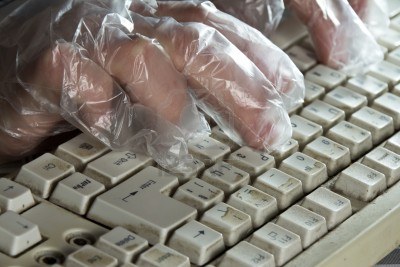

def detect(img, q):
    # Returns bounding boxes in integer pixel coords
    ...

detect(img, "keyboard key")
[290,115,323,149]
[389,0,400,18]
[167,220,225,265]
[300,36,314,51]
[377,28,400,50]
[346,74,388,103]
[326,121,373,160]
[87,166,196,244]
[55,133,110,171]
[276,205,327,248]
[120,264,138,267]
[83,151,153,188]
[286,45,317,72]
[300,100,345,132]
[288,102,302,116]
[391,14,400,31]
[303,136,351,177]
[49,172,105,215]
[0,178,35,213]
[95,226,148,263]
[334,162,387,202]
[383,131,400,154]
[323,86,367,117]
[188,136,231,166]
[279,152,328,193]
[136,243,190,267]
[65,244,118,267]
[368,60,400,86]
[15,153,75,198]
[393,82,400,96]
[219,241,275,267]
[0,211,42,256]
[304,80,325,105]
[305,65,346,90]
[173,178,224,213]
[380,44,389,56]
[270,138,299,166]
[254,168,303,210]
[387,47,400,66]
[163,157,205,184]
[301,187,352,230]
[361,147,400,186]
[371,92,400,129]
[200,202,252,246]
[349,106,395,145]
[202,161,250,194]
[250,222,302,266]
[227,185,278,228]
[269,14,307,49]
[210,126,240,151]
[228,146,275,178]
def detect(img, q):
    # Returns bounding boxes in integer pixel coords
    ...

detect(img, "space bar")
[285,181,400,267]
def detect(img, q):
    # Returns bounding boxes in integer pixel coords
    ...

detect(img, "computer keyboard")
[2,2,400,267]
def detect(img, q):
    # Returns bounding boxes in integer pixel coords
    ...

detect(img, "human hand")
[348,0,390,37]
[214,0,386,75]
[287,0,385,75]
[0,0,303,168]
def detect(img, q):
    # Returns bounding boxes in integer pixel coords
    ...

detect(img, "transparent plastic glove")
[287,0,384,75]
[0,0,207,168]
[0,0,294,169]
[349,0,390,37]
[129,2,295,151]
[147,0,305,112]
[211,0,285,37]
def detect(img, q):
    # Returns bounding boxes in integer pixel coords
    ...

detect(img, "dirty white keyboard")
[2,3,400,267]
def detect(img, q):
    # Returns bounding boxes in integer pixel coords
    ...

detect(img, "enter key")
[87,166,197,245]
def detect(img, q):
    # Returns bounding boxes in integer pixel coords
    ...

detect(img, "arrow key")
[168,220,225,265]
[0,211,42,256]
[0,178,35,213]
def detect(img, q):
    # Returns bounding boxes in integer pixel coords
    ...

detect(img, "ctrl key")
[0,211,42,256]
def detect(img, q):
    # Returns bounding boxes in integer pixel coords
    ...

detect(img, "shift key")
[87,166,197,244]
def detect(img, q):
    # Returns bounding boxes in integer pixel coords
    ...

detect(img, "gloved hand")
[211,0,285,36]
[349,0,390,37]
[214,0,386,75]
[0,0,303,168]
[287,0,385,75]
